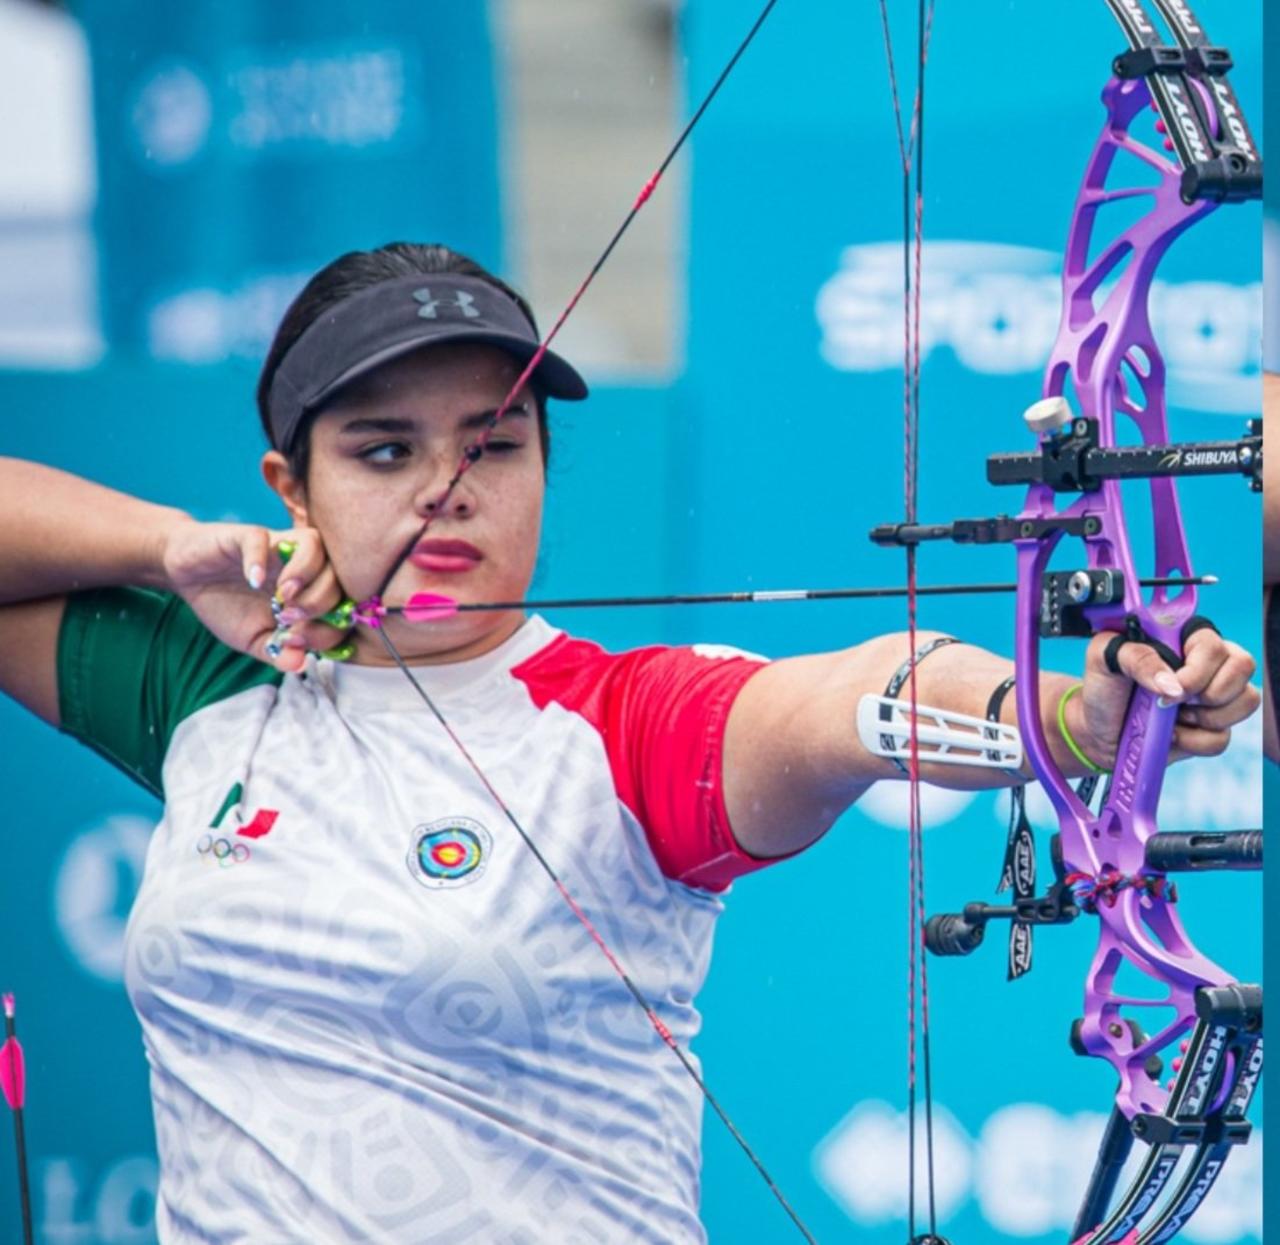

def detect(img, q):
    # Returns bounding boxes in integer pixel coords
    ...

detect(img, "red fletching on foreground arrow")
[1,995,25,1111]
[402,593,461,622]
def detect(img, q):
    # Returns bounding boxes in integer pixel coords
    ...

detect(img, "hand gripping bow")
[872,2,1262,1241]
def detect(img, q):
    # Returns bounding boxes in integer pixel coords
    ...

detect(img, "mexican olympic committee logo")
[406,817,493,889]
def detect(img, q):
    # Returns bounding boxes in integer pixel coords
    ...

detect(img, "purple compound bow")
[874,2,1262,1241]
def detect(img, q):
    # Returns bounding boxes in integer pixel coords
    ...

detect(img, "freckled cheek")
[309,465,404,524]
[508,480,544,534]
[487,480,543,576]
[304,478,402,585]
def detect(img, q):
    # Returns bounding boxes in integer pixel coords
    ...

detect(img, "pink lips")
[409,539,483,575]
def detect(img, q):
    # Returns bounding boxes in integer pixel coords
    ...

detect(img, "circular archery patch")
[406,818,492,889]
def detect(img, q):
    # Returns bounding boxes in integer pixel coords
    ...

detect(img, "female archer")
[0,242,1258,1243]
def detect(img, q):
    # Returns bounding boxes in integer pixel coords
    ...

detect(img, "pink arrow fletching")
[0,1036,24,1111]
[403,593,461,622]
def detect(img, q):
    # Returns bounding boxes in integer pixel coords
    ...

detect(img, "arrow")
[1,994,33,1245]
[387,574,1218,622]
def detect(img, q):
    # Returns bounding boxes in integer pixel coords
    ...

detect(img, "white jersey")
[60,589,776,1243]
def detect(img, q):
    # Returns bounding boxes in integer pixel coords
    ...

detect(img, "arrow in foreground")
[0,994,32,1245]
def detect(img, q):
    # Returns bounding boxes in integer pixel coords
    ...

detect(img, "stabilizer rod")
[1145,831,1262,872]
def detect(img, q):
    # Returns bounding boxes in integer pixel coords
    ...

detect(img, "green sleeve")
[57,587,283,798]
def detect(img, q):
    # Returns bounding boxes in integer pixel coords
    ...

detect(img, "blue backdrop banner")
[76,0,503,362]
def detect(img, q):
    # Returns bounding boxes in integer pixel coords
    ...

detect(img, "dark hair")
[256,242,550,480]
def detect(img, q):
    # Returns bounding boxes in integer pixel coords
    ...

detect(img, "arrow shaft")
[10,1107,30,1245]
[388,574,1213,615]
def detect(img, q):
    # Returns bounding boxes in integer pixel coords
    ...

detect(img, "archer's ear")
[261,451,309,526]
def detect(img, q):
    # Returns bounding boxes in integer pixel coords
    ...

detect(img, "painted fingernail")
[277,607,307,626]
[247,565,265,591]
[278,579,299,604]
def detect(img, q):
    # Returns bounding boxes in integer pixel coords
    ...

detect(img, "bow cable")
[878,1,945,1241]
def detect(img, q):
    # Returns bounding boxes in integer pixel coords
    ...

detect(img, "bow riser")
[1084,911,1228,1095]
[1016,68,1246,1134]
[1045,79,1212,629]
[1015,74,1215,835]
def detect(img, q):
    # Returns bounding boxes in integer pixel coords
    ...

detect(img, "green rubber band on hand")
[1057,683,1108,775]
[272,541,298,609]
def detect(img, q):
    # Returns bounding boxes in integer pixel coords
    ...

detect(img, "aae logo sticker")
[407,817,492,889]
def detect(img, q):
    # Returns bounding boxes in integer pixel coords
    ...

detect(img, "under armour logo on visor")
[413,288,480,320]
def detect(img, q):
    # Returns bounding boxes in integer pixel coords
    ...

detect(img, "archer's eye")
[357,441,411,465]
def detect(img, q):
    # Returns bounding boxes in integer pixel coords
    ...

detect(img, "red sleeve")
[512,634,789,891]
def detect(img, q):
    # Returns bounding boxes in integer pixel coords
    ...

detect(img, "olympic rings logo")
[196,833,251,868]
